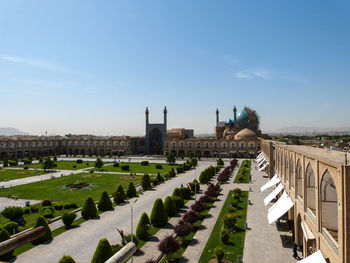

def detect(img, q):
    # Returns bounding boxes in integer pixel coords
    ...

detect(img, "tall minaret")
[216,108,219,124]
[233,106,237,123]
[145,107,149,126]
[163,106,167,129]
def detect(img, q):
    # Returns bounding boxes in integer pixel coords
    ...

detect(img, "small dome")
[234,128,257,140]
[236,109,249,124]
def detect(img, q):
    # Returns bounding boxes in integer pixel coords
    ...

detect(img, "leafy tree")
[95,156,104,169]
[81,197,97,219]
[91,238,113,263]
[2,158,8,167]
[173,220,193,237]
[97,191,113,211]
[1,206,24,223]
[158,235,180,257]
[126,182,137,198]
[166,152,176,165]
[150,199,168,227]
[42,157,55,171]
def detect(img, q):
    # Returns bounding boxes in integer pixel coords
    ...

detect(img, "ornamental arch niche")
[306,163,316,214]
[320,170,338,242]
[296,159,303,198]
[290,156,295,188]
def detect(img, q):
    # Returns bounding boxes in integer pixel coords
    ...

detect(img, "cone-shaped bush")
[126,182,137,198]
[136,212,150,241]
[59,255,76,263]
[141,174,152,191]
[172,188,182,198]
[32,216,52,244]
[81,197,97,220]
[117,185,126,200]
[113,185,126,205]
[164,196,177,217]
[0,228,13,260]
[172,196,184,211]
[97,191,112,211]
[91,238,113,263]
[150,198,168,227]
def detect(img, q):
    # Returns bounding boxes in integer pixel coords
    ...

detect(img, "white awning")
[256,152,263,158]
[261,174,280,192]
[258,157,266,164]
[256,154,264,161]
[301,221,315,241]
[267,194,293,224]
[258,159,266,167]
[264,183,284,206]
[297,250,326,263]
[259,163,268,171]
[268,191,288,212]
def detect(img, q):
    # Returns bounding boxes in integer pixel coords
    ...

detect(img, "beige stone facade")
[261,139,350,263]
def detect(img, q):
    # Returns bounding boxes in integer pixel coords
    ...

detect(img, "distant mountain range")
[265,126,350,135]
[0,127,29,136]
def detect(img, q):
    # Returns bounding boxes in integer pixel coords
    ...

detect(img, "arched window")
[321,171,338,241]
[285,154,289,183]
[172,142,176,148]
[196,142,201,148]
[296,160,303,198]
[290,157,295,188]
[306,163,316,214]
[231,143,236,149]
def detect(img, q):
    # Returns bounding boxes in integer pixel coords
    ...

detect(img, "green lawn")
[0,172,142,207]
[96,162,178,174]
[0,169,47,182]
[199,191,249,263]
[234,160,251,183]
[20,160,98,170]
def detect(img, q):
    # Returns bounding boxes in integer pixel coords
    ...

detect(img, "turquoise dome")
[236,109,249,124]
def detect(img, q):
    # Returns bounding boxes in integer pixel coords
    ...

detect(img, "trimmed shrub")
[189,179,200,192]
[191,201,208,212]
[199,195,212,203]
[199,172,209,184]
[150,199,168,227]
[81,197,97,219]
[155,164,162,169]
[156,173,164,182]
[43,206,54,213]
[121,164,130,171]
[113,162,119,167]
[32,216,52,243]
[180,187,192,200]
[62,212,77,229]
[95,157,104,169]
[164,196,177,217]
[140,161,149,166]
[111,244,123,254]
[172,196,184,211]
[123,234,139,246]
[158,234,180,256]
[172,188,182,198]
[2,206,24,223]
[182,210,200,224]
[176,166,184,174]
[98,191,113,211]
[231,198,239,208]
[220,228,229,244]
[30,206,39,213]
[63,203,77,209]
[23,207,31,214]
[42,200,52,207]
[214,247,225,263]
[3,221,18,234]
[113,185,126,204]
[205,184,218,197]
[228,207,236,213]
[126,182,137,198]
[54,204,63,210]
[217,157,224,166]
[0,228,13,260]
[136,212,150,241]
[173,220,193,237]
[58,255,76,263]
[76,159,83,164]
[233,188,242,197]
[42,210,54,219]
[169,168,176,178]
[223,214,237,233]
[91,238,113,263]
[141,174,152,191]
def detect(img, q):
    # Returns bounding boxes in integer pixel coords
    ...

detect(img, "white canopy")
[297,250,326,263]
[258,159,266,167]
[256,154,264,161]
[259,163,268,171]
[264,183,284,206]
[261,174,280,192]
[256,152,263,158]
[268,191,288,212]
[258,157,266,165]
[301,221,315,241]
[267,195,293,224]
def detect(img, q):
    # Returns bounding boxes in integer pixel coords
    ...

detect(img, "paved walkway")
[12,161,215,263]
[243,162,295,263]
[0,197,41,212]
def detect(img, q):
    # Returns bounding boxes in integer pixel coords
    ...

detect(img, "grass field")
[0,169,48,182]
[20,160,98,170]
[96,162,178,174]
[0,172,142,207]
[199,190,248,263]
[234,160,251,183]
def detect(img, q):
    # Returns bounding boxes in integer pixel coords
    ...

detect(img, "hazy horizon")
[1,1,349,136]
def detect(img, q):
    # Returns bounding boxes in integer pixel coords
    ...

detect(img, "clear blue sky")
[0,0,349,136]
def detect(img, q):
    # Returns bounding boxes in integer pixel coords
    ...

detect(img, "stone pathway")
[243,162,295,263]
[0,197,41,212]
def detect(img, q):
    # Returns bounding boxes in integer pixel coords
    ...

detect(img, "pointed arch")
[296,159,303,198]
[306,163,316,213]
[290,156,295,188]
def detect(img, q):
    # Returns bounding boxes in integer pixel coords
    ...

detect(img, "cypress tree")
[126,182,137,198]
[172,188,182,198]
[150,198,168,227]
[136,212,150,241]
[91,238,113,263]
[164,196,177,217]
[59,255,76,263]
[97,191,112,211]
[0,228,13,260]
[141,174,152,191]
[117,185,126,200]
[81,197,97,220]
[32,216,52,244]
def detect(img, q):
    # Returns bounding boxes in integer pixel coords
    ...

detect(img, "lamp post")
[194,166,197,201]
[128,198,138,263]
